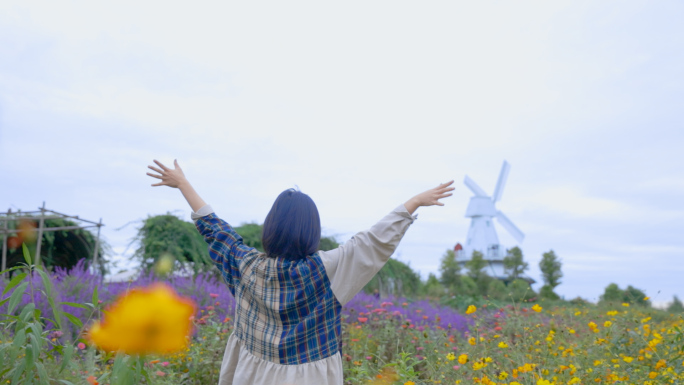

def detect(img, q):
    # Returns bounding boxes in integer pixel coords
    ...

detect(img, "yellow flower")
[404,381,415,385]
[89,283,196,355]
[606,310,618,316]
[498,341,508,348]
[458,354,468,364]
[446,353,456,361]
[644,296,650,301]
[537,379,552,385]
[568,378,580,385]
[593,360,602,366]
[468,337,476,346]
[473,361,485,370]
[498,371,508,380]
[466,305,477,315]
[574,311,581,316]
[622,356,634,363]
[649,371,658,379]
[622,302,630,307]
[532,304,542,313]
[604,321,612,327]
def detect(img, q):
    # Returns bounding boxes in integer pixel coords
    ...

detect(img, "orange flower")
[88,283,196,355]
[86,376,99,385]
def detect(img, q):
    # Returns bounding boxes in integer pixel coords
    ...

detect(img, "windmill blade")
[492,161,511,202]
[464,176,488,197]
[495,211,525,243]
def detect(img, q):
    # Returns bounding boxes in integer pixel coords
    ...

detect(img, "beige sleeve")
[318,204,417,305]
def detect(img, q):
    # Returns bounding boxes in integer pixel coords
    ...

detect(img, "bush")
[508,279,534,302]
[487,279,507,301]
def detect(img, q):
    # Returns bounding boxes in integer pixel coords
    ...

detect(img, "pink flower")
[155,371,166,376]
[161,362,170,367]
[365,304,373,309]
[78,342,86,350]
[381,301,394,307]
[453,365,460,370]
[210,293,219,298]
[416,347,424,351]
[207,306,215,311]
[366,356,373,360]
[358,317,368,323]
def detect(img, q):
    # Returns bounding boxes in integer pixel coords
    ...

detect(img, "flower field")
[2,257,684,384]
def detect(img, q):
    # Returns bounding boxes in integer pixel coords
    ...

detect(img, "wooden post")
[1,209,9,278]
[35,202,46,268]
[92,218,102,275]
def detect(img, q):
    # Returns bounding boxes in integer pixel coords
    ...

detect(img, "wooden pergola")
[0,202,103,276]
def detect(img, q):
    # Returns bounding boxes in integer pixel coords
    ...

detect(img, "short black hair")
[262,189,321,261]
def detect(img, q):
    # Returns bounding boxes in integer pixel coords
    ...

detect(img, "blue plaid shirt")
[195,213,341,365]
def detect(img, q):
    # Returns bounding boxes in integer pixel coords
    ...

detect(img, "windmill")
[458,160,525,279]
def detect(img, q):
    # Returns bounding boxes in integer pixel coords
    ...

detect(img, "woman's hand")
[147,159,207,212]
[404,181,455,214]
[147,159,188,188]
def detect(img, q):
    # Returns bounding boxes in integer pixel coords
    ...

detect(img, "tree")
[133,214,211,274]
[668,296,684,313]
[509,279,535,302]
[133,216,340,275]
[539,250,562,299]
[4,217,108,275]
[364,259,423,297]
[465,251,490,295]
[438,249,461,290]
[424,272,445,297]
[487,279,507,300]
[503,246,528,281]
[599,283,651,307]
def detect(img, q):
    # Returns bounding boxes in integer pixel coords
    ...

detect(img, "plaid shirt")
[195,213,341,365]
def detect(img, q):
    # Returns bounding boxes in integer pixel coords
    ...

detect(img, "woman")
[147,159,454,385]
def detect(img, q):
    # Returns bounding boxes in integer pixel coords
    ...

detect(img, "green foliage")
[487,279,507,300]
[365,259,424,298]
[508,279,534,302]
[233,223,263,251]
[423,273,445,297]
[133,214,211,274]
[539,284,560,300]
[459,276,479,297]
[599,283,651,307]
[539,249,562,299]
[503,246,528,281]
[668,296,684,313]
[438,249,461,290]
[3,217,108,275]
[465,251,490,295]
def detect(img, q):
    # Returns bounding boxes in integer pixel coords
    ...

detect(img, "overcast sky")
[1,1,682,306]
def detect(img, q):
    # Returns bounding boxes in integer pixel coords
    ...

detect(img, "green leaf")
[59,345,74,373]
[58,381,76,385]
[12,329,26,349]
[35,361,50,385]
[2,272,28,296]
[35,268,62,329]
[8,282,28,315]
[59,302,89,310]
[22,243,32,265]
[62,312,83,328]
[0,297,10,308]
[11,359,26,385]
[92,284,99,307]
[19,302,36,322]
[0,265,23,276]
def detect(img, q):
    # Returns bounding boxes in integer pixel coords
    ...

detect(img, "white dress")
[192,204,417,385]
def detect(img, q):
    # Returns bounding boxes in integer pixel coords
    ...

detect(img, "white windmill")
[459,161,525,278]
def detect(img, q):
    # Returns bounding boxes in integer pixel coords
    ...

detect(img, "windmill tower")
[461,161,525,278]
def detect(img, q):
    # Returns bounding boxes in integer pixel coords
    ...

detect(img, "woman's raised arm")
[146,159,207,212]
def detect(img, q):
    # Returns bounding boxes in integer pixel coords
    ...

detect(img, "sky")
[1,1,682,306]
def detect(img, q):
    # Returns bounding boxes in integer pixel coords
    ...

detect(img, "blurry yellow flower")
[655,359,667,370]
[468,337,476,346]
[604,321,612,327]
[622,303,630,307]
[153,254,175,276]
[466,305,477,315]
[606,310,618,316]
[458,354,468,364]
[593,360,602,366]
[89,283,196,355]
[446,353,456,361]
[537,379,552,385]
[641,317,652,323]
[649,371,658,379]
[574,311,581,316]
[404,382,415,385]
[568,378,580,384]
[622,356,634,363]
[498,371,508,380]
[498,341,508,348]
[484,357,493,363]
[532,304,542,313]
[473,362,485,370]
[644,296,650,301]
